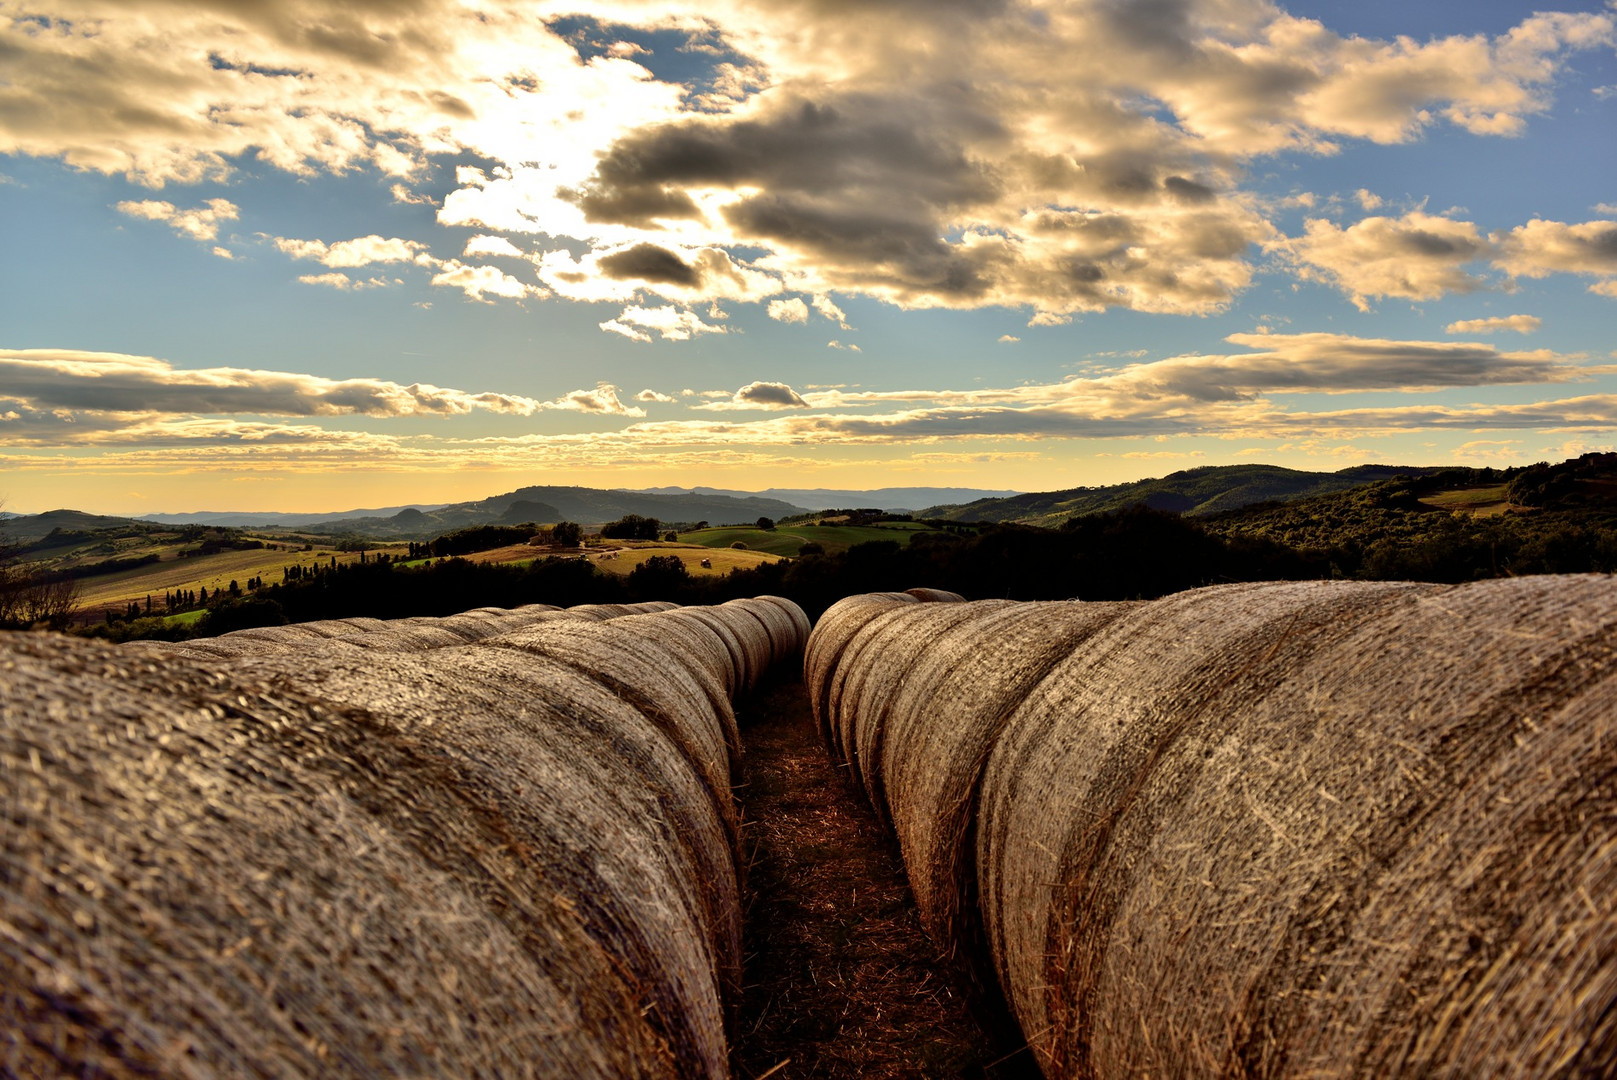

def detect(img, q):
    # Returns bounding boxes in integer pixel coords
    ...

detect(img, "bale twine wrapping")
[970,577,1617,1078]
[0,634,718,1078]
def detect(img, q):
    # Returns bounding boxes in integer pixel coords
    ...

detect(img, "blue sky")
[2,0,1615,514]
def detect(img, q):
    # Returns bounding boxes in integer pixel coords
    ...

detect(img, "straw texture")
[2,595,810,1079]
[812,578,1617,1078]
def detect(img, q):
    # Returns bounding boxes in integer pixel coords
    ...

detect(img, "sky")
[1,0,1615,515]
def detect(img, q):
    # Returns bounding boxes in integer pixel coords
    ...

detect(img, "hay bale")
[803,592,920,746]
[905,587,966,602]
[0,632,731,1078]
[974,577,1617,1077]
[876,600,1135,1020]
[830,601,1008,779]
[486,619,743,820]
[719,598,802,673]
[614,610,740,700]
[678,607,767,694]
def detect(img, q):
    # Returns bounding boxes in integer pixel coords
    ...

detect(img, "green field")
[679,522,934,557]
[1418,485,1513,515]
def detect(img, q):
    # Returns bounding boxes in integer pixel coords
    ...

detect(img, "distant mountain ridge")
[634,486,1022,513]
[920,464,1435,528]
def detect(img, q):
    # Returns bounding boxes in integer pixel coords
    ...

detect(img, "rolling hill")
[919,464,1433,528]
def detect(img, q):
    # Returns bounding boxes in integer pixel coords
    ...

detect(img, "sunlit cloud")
[693,380,810,411]
[115,198,239,242]
[1493,218,1617,293]
[768,297,810,324]
[430,260,546,302]
[541,382,645,417]
[272,234,436,268]
[297,273,394,290]
[635,389,678,404]
[0,348,544,424]
[8,2,1608,329]
[1447,314,1542,335]
[1276,211,1494,310]
[599,304,729,343]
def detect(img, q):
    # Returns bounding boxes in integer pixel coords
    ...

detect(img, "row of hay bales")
[808,578,1617,1078]
[2,595,808,1078]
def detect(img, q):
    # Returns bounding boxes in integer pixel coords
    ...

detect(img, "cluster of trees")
[601,515,662,541]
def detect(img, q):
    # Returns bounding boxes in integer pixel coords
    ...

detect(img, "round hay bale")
[803,592,919,745]
[339,626,466,651]
[676,606,763,694]
[876,599,1135,1022]
[976,577,1617,1077]
[614,610,738,700]
[487,619,743,821]
[829,601,1005,779]
[217,624,325,643]
[750,596,812,660]
[719,598,801,673]
[0,632,725,1078]
[905,587,966,602]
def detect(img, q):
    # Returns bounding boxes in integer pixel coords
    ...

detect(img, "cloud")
[1446,314,1542,335]
[1276,211,1493,309]
[812,294,851,328]
[296,272,393,290]
[0,348,544,422]
[12,4,1605,325]
[827,340,861,352]
[273,234,436,268]
[599,304,728,343]
[694,380,810,410]
[115,197,239,241]
[542,383,645,418]
[1492,218,1617,291]
[768,297,810,324]
[635,389,677,403]
[464,234,524,258]
[998,334,1020,344]
[430,260,544,302]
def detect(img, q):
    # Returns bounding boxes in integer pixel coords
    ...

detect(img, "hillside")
[637,485,1021,513]
[295,486,808,539]
[1,509,162,542]
[920,464,1430,527]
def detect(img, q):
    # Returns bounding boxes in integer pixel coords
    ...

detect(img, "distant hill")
[636,486,1022,513]
[1,509,163,542]
[919,464,1433,527]
[141,504,448,528]
[296,485,808,539]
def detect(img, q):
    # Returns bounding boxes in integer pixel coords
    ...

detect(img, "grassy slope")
[922,464,1427,527]
[680,522,933,557]
[72,542,407,612]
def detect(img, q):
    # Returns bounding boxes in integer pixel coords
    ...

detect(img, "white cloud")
[464,234,525,258]
[1492,218,1617,290]
[693,380,809,411]
[635,389,677,404]
[0,348,543,422]
[768,297,810,324]
[1276,211,1493,309]
[273,234,436,268]
[812,294,851,329]
[297,273,393,290]
[998,334,1021,344]
[1446,314,1542,335]
[599,304,728,343]
[430,260,544,303]
[1355,189,1384,211]
[826,340,861,352]
[542,383,645,418]
[11,3,1606,324]
[115,197,239,242]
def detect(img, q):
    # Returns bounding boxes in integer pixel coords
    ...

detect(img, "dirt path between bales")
[729,676,1034,1080]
